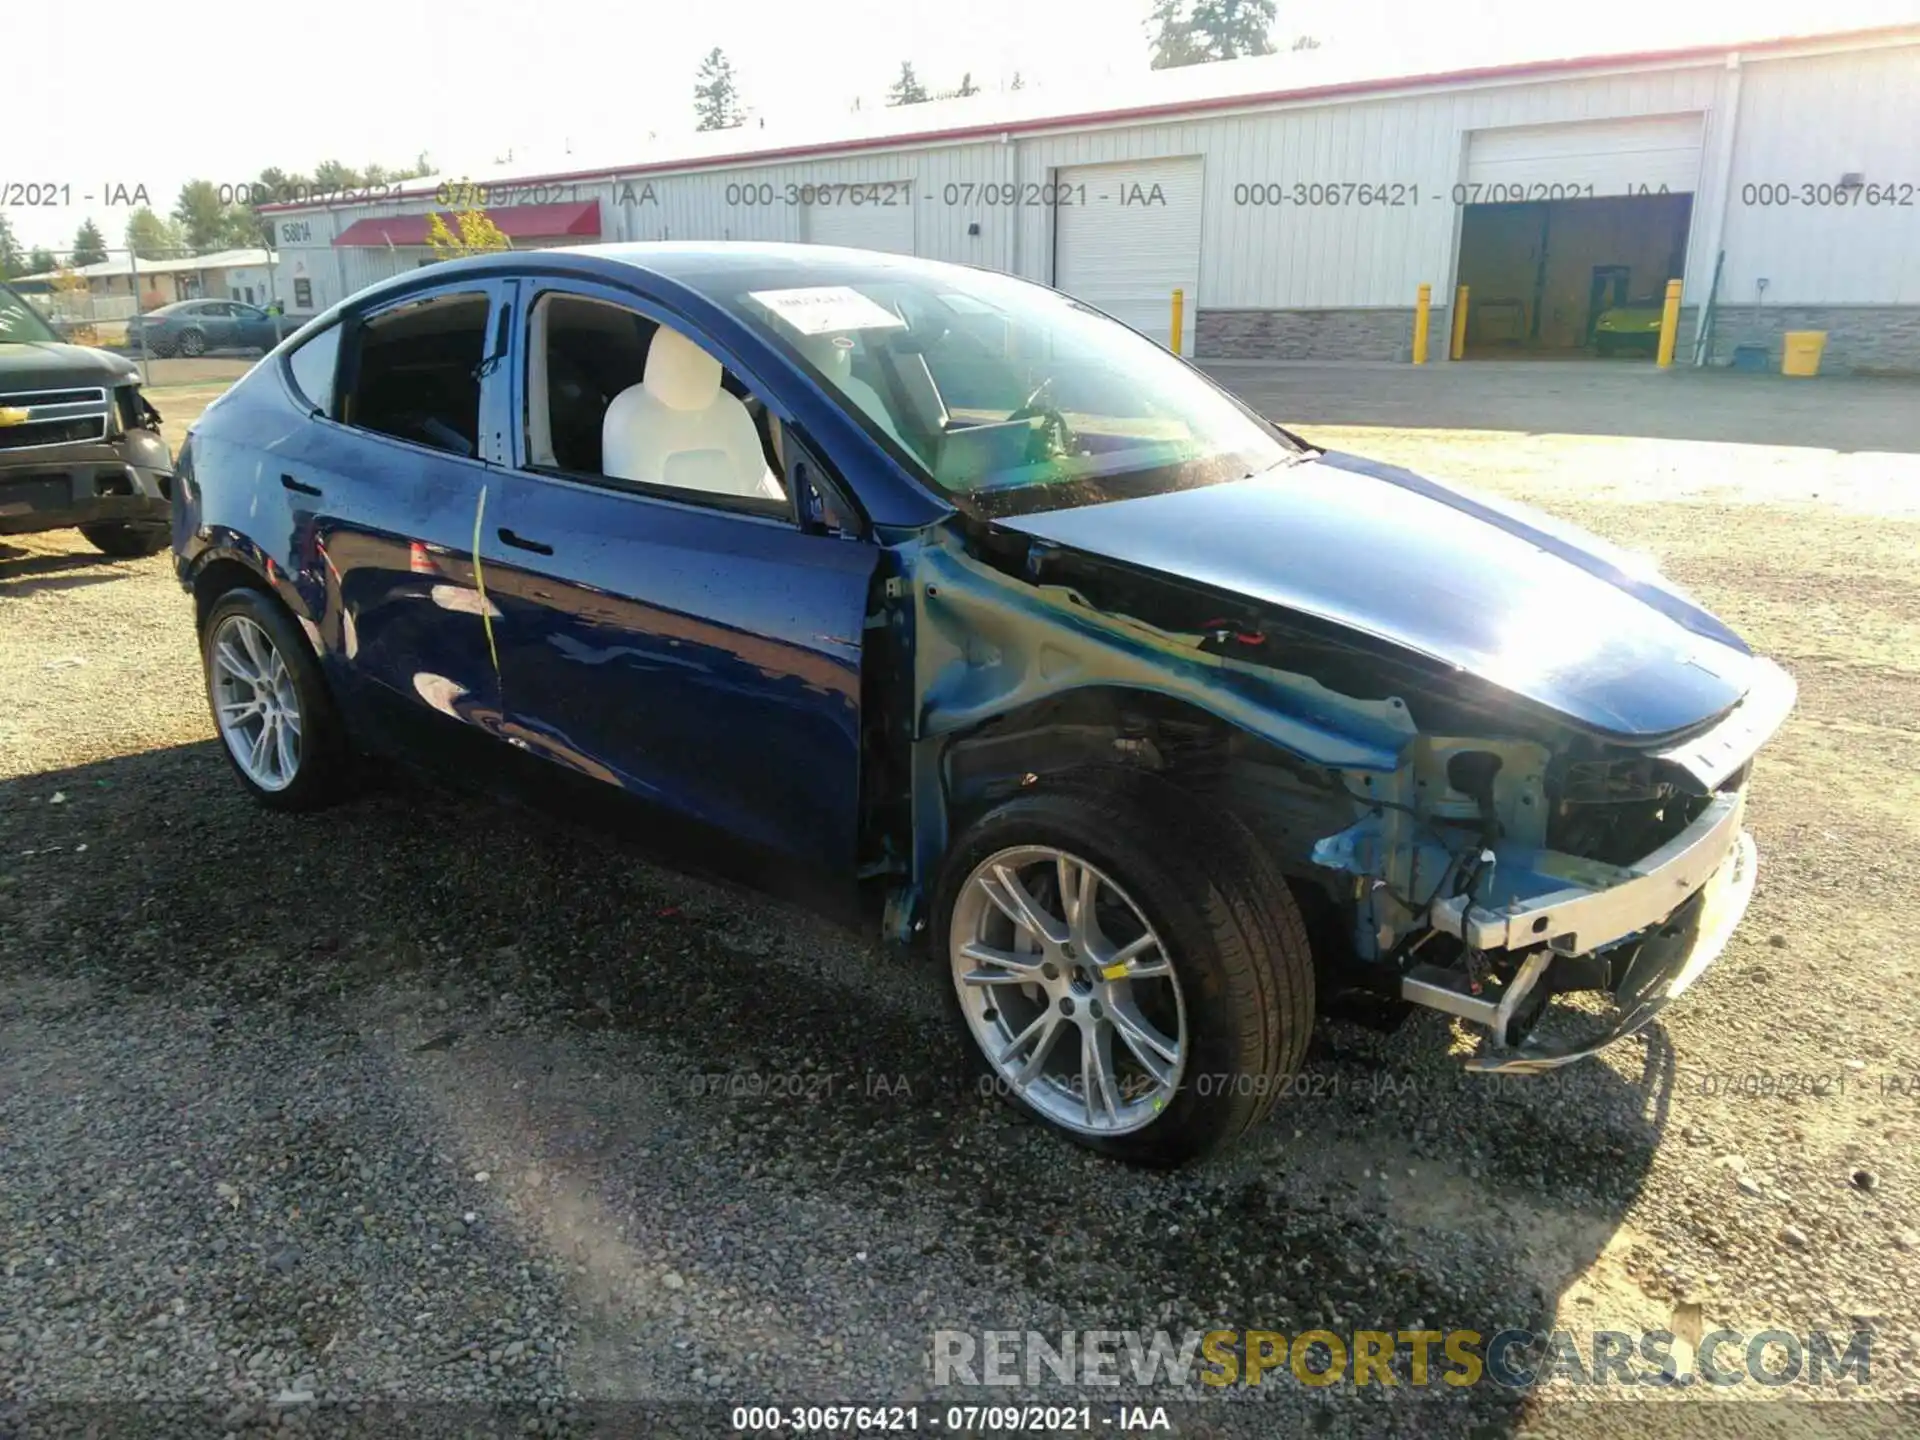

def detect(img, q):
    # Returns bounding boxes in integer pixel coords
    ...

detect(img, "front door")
[483,280,878,879]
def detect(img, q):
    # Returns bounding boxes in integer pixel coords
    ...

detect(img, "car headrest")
[644,326,723,412]
[797,332,854,380]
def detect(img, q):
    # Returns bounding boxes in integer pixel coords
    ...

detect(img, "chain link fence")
[7,244,290,384]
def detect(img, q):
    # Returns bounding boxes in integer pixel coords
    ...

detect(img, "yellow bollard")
[1655,278,1683,368]
[1170,288,1185,356]
[1412,284,1431,365]
[1450,285,1469,360]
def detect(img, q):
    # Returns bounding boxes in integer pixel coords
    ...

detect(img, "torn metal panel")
[887,530,1420,939]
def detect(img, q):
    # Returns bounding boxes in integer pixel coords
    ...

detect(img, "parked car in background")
[0,280,173,557]
[171,243,1793,1163]
[130,299,287,358]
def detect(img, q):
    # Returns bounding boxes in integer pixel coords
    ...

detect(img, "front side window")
[716,263,1302,519]
[341,292,489,455]
[526,292,786,509]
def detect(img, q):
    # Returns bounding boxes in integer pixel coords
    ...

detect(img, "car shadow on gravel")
[0,544,146,596]
[1,743,1678,1433]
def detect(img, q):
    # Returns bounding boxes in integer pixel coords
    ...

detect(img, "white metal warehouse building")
[262,22,1920,373]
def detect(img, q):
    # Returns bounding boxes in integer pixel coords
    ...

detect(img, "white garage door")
[1467,115,1705,195]
[1054,157,1203,353]
[804,186,915,255]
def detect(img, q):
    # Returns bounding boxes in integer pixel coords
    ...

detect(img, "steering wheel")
[1005,377,1079,457]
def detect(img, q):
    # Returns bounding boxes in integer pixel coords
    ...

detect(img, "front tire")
[935,770,1315,1166]
[79,522,169,558]
[200,587,351,811]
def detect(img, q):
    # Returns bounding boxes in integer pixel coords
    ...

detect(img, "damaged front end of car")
[881,515,1794,1074]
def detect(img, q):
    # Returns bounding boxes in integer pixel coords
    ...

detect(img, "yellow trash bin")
[1781,331,1827,377]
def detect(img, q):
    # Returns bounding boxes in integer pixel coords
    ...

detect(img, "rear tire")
[178,328,207,357]
[934,768,1315,1166]
[199,586,352,812]
[79,522,169,558]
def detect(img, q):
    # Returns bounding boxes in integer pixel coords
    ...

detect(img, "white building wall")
[1717,41,1920,305]
[1002,64,1727,312]
[257,34,1918,342]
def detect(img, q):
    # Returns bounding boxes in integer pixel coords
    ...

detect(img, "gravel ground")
[2,375,1917,1438]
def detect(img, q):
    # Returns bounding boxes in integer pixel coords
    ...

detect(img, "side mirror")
[786,436,862,539]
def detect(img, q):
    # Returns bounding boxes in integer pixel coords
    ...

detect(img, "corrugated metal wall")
[1719,44,1920,305]
[615,64,1732,308]
[268,39,1918,317]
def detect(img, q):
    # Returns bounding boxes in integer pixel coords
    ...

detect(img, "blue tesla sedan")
[171,243,1793,1163]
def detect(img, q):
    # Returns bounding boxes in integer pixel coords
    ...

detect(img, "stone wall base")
[1198,304,1920,374]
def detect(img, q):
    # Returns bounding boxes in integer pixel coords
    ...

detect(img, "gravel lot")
[3,367,1917,1437]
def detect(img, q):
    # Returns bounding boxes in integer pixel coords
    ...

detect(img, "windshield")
[0,283,60,345]
[718,263,1303,519]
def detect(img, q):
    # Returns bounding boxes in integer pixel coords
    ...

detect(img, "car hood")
[0,341,138,390]
[996,449,1757,739]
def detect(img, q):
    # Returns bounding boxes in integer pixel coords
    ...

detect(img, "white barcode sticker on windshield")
[748,286,906,336]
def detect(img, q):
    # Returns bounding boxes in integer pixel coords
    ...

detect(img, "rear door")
[199,302,240,349]
[485,277,879,879]
[280,279,519,772]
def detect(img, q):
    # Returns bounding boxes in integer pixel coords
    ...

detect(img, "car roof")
[341,242,1016,315]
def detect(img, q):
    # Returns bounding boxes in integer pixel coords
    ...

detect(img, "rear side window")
[285,325,341,415]
[341,292,490,456]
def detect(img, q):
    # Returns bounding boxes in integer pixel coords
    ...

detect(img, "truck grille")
[0,387,110,451]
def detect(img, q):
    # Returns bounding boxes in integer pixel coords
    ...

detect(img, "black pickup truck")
[0,280,173,557]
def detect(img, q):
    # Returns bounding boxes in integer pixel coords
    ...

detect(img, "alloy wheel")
[950,845,1187,1136]
[209,614,302,791]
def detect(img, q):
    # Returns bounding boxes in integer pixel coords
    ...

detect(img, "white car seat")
[796,333,910,450]
[601,326,784,500]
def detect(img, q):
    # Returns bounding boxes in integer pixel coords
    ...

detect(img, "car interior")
[530,294,786,503]
[342,292,490,457]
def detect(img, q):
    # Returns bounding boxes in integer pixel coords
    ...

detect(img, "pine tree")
[694,48,746,131]
[1149,0,1277,69]
[71,219,109,267]
[887,62,930,106]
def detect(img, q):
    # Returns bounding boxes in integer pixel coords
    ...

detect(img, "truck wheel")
[79,522,169,558]
[200,586,351,811]
[934,769,1315,1166]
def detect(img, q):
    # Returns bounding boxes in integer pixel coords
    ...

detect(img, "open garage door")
[1054,157,1202,353]
[804,187,915,255]
[1457,118,1700,360]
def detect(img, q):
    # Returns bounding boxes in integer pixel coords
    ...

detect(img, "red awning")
[332,200,600,247]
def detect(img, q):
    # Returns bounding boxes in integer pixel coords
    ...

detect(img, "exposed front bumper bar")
[1429,787,1748,956]
[1464,830,1759,1073]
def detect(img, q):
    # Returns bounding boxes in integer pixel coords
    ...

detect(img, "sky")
[9,0,1918,254]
